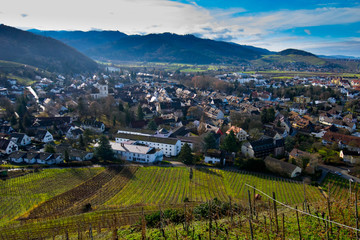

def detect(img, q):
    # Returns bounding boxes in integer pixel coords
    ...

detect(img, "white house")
[66,127,84,140]
[82,120,105,133]
[0,139,18,155]
[204,150,222,164]
[8,151,26,163]
[110,141,163,163]
[115,133,181,157]
[10,133,32,146]
[24,152,39,164]
[91,82,108,99]
[34,130,54,143]
[205,106,224,120]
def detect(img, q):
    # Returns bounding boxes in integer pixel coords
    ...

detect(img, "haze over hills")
[29,30,274,64]
[27,29,343,70]
[0,24,98,74]
[28,29,127,53]
[0,24,346,72]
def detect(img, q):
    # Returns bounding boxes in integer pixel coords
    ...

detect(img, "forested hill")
[0,24,98,73]
[28,29,127,53]
[85,32,273,64]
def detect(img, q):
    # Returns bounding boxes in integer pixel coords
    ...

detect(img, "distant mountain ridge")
[28,29,127,53]
[0,24,98,73]
[29,30,274,64]
[25,27,353,70]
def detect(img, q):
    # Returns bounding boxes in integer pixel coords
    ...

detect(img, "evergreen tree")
[118,102,124,112]
[137,105,144,121]
[203,132,217,151]
[147,119,158,130]
[221,130,239,152]
[178,143,193,165]
[44,144,56,153]
[95,135,114,161]
[64,150,70,163]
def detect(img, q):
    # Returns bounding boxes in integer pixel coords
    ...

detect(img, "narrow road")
[318,164,360,183]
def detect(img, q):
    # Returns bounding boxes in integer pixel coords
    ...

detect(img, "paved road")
[318,164,360,183]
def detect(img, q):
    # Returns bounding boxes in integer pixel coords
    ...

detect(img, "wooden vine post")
[273,192,279,233]
[295,206,302,240]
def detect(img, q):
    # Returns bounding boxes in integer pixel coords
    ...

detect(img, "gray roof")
[115,133,179,145]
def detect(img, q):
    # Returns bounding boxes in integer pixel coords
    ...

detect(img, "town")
[1,66,359,184]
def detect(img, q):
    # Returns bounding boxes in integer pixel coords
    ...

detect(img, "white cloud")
[1,1,360,56]
[0,0,213,34]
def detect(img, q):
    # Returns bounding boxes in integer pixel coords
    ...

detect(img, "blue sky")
[1,0,360,56]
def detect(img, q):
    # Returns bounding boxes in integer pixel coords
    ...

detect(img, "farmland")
[0,167,104,226]
[106,167,323,207]
[1,166,357,239]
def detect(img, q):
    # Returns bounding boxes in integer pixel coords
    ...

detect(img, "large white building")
[115,133,181,157]
[91,83,108,99]
[110,141,163,163]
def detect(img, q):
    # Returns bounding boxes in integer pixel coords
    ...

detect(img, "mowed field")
[0,166,325,228]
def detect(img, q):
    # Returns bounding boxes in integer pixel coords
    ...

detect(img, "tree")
[178,143,194,165]
[118,102,124,112]
[64,150,70,163]
[95,135,114,161]
[44,144,56,153]
[147,119,158,130]
[137,105,144,121]
[203,132,217,151]
[221,130,239,153]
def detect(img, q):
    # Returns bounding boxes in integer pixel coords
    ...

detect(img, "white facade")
[115,135,181,157]
[110,141,163,163]
[42,131,54,143]
[91,83,108,99]
[0,140,18,155]
[204,156,221,164]
[10,133,32,146]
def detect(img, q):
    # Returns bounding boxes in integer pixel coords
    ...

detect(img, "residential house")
[294,96,311,104]
[340,149,360,164]
[322,131,360,152]
[10,133,31,146]
[0,139,18,154]
[204,106,224,120]
[34,130,54,143]
[0,125,14,134]
[24,151,39,164]
[241,137,284,159]
[66,127,84,140]
[264,156,302,178]
[204,149,222,164]
[290,104,307,115]
[82,119,105,133]
[91,82,108,99]
[226,126,248,141]
[8,151,26,163]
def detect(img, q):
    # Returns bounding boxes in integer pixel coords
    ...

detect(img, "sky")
[1,0,360,57]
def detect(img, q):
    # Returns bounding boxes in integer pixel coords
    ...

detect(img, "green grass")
[0,167,104,226]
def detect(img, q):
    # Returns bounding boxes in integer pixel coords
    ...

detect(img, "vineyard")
[0,167,103,226]
[1,166,356,239]
[105,167,323,206]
